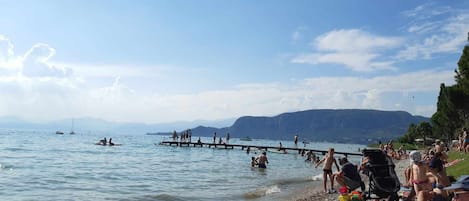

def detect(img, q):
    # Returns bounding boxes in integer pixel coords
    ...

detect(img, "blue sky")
[0,0,468,123]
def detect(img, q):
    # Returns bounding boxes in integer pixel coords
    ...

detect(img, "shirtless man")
[257,152,269,168]
[315,148,340,193]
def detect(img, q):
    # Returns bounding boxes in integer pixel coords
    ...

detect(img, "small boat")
[56,131,64,135]
[69,119,76,134]
[240,136,252,141]
[95,143,122,146]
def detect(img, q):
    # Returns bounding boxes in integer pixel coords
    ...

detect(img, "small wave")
[123,194,187,201]
[273,177,312,185]
[4,147,32,152]
[0,163,13,170]
[244,185,281,199]
[311,173,323,181]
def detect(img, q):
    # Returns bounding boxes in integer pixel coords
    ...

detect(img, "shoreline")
[286,158,408,201]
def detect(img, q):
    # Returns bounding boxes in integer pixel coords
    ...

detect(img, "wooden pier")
[157,141,362,157]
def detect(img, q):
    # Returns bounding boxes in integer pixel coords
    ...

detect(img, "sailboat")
[69,119,75,135]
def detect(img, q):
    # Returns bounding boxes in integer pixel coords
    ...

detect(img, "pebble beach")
[288,158,408,201]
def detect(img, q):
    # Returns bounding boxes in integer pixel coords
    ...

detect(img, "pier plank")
[158,141,362,156]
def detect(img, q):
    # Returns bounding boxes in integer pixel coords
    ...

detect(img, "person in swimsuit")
[251,157,258,167]
[257,152,269,168]
[315,148,340,193]
[409,151,432,201]
[109,138,115,146]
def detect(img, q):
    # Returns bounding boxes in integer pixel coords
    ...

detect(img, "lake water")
[0,130,365,201]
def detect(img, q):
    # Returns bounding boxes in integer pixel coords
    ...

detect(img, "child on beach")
[315,148,340,193]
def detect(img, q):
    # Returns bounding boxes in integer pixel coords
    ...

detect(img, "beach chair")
[362,149,400,201]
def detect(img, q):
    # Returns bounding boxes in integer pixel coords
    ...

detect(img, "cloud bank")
[291,29,402,72]
[0,33,454,123]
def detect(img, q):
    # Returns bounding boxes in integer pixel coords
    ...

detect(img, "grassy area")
[446,151,469,179]
[368,142,419,150]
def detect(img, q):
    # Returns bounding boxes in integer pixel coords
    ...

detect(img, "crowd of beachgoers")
[166,128,469,201]
[291,128,469,201]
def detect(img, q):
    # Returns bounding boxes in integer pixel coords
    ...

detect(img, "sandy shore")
[288,158,408,201]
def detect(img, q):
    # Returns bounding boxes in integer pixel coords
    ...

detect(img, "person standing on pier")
[188,129,192,143]
[213,132,217,143]
[294,135,298,145]
[172,130,178,141]
[226,132,230,144]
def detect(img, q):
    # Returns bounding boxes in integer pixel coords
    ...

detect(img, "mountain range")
[0,109,428,144]
[160,109,429,144]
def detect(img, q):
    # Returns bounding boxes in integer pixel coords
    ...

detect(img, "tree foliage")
[429,37,469,142]
[402,36,469,144]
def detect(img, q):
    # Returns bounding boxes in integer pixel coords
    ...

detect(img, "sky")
[0,0,468,124]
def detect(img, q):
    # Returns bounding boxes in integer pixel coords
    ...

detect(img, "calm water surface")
[0,130,365,201]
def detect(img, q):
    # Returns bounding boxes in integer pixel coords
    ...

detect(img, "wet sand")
[288,158,408,201]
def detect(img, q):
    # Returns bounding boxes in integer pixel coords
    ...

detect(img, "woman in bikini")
[409,151,433,201]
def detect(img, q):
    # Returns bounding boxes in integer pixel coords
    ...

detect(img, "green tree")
[399,123,418,143]
[418,122,433,141]
[431,84,461,142]
[455,41,469,128]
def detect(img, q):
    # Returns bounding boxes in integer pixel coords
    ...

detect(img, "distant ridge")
[165,109,428,144]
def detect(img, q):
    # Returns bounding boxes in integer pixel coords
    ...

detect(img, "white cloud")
[397,5,469,60]
[402,3,451,19]
[0,34,456,123]
[21,43,71,77]
[292,29,402,72]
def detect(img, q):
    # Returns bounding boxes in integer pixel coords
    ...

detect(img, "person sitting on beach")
[251,157,258,167]
[409,151,433,201]
[428,152,450,188]
[257,152,269,168]
[334,157,364,192]
[315,148,340,193]
[109,138,115,146]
